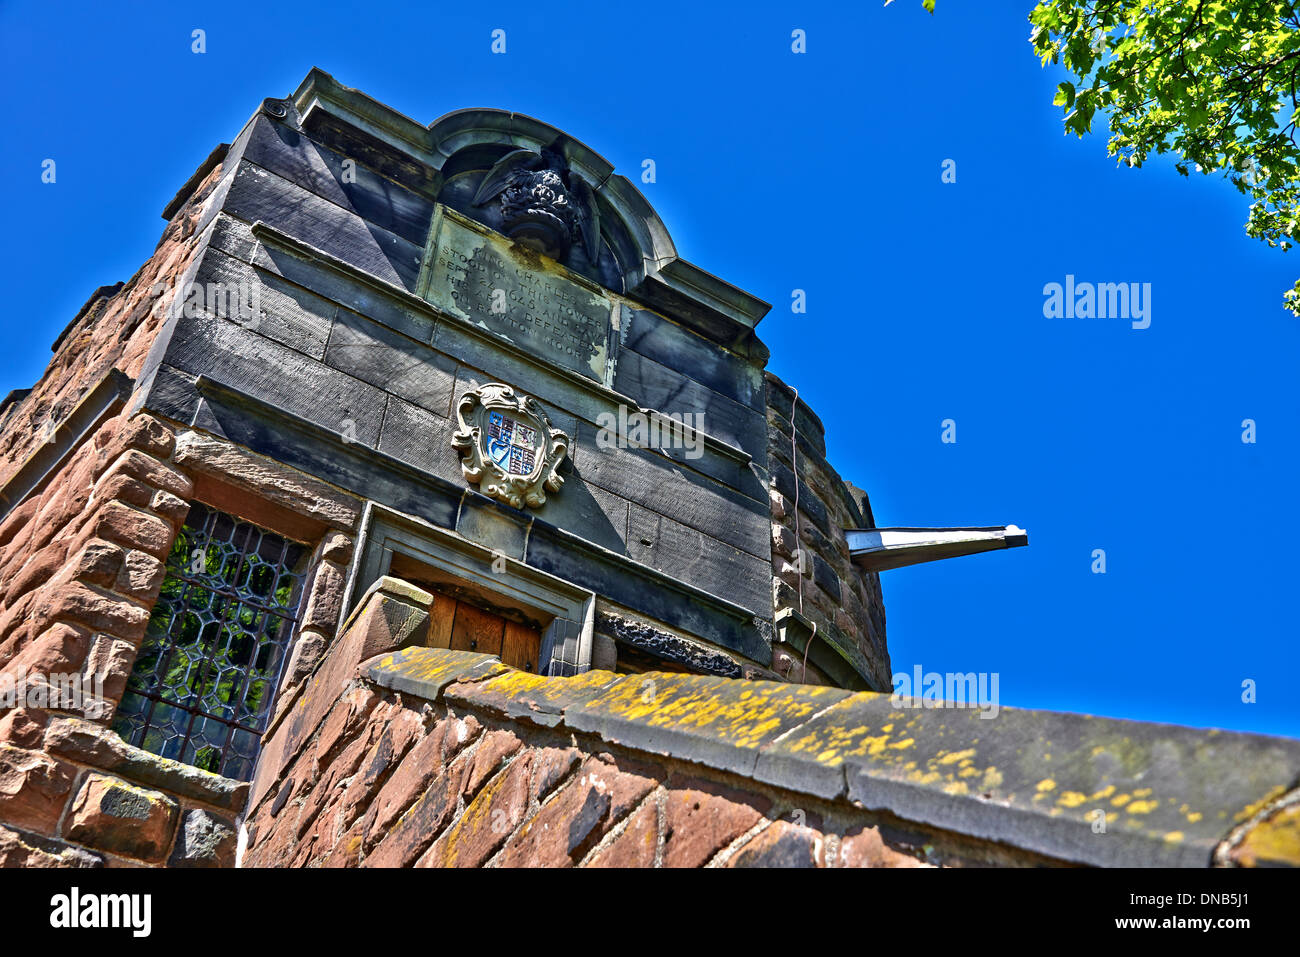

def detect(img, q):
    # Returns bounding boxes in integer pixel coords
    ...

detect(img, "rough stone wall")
[0,400,241,865]
[243,679,925,869]
[765,373,889,689]
[0,158,227,484]
[0,144,371,862]
[243,579,1300,868]
[241,586,928,869]
[0,414,364,866]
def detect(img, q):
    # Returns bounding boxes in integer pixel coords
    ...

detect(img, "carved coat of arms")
[452,384,570,509]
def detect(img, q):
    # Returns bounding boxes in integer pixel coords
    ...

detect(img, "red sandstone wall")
[0,146,367,865]
[0,407,368,866]
[0,407,237,865]
[0,160,227,487]
[242,579,1300,869]
[239,580,943,869]
[243,668,925,869]
[0,415,367,865]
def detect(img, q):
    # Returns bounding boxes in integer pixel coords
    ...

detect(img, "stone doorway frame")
[343,501,596,676]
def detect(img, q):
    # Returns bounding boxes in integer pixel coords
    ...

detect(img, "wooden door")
[425,591,542,673]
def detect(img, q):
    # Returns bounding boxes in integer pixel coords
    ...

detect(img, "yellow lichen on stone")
[1233,784,1287,823]
[1036,778,1057,792]
[843,732,896,760]
[583,675,844,751]
[1230,803,1300,867]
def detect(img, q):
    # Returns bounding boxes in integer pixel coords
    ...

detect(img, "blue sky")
[2,1,1296,737]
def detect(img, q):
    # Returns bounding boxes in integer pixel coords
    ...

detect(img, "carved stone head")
[471,146,601,263]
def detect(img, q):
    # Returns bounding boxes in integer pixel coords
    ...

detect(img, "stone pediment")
[289,69,770,348]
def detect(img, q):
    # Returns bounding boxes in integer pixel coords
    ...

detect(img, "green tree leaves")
[1030,1,1300,314]
[884,0,936,13]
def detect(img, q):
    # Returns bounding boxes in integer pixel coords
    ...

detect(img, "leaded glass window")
[111,503,309,781]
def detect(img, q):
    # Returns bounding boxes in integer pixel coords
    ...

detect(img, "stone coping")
[360,646,1300,868]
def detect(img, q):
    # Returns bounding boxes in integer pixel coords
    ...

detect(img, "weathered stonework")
[0,143,371,865]
[239,583,1300,868]
[765,373,889,690]
[1,69,1294,870]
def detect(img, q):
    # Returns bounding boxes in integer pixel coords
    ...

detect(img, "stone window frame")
[344,501,596,676]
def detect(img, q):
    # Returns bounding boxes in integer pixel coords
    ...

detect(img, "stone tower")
[2,70,1290,870]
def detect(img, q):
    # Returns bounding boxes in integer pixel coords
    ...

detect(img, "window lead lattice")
[110,503,309,781]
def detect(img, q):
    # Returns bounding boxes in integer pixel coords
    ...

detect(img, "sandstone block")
[300,561,347,633]
[150,489,191,527]
[318,531,353,564]
[0,823,102,868]
[114,549,167,602]
[463,729,522,801]
[725,820,818,867]
[38,581,151,641]
[0,744,78,835]
[838,825,924,868]
[101,448,193,499]
[172,431,359,530]
[64,771,179,862]
[167,808,236,868]
[661,777,768,868]
[92,500,175,559]
[586,799,659,868]
[0,709,49,749]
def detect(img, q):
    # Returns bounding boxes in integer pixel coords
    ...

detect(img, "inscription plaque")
[423,207,614,382]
